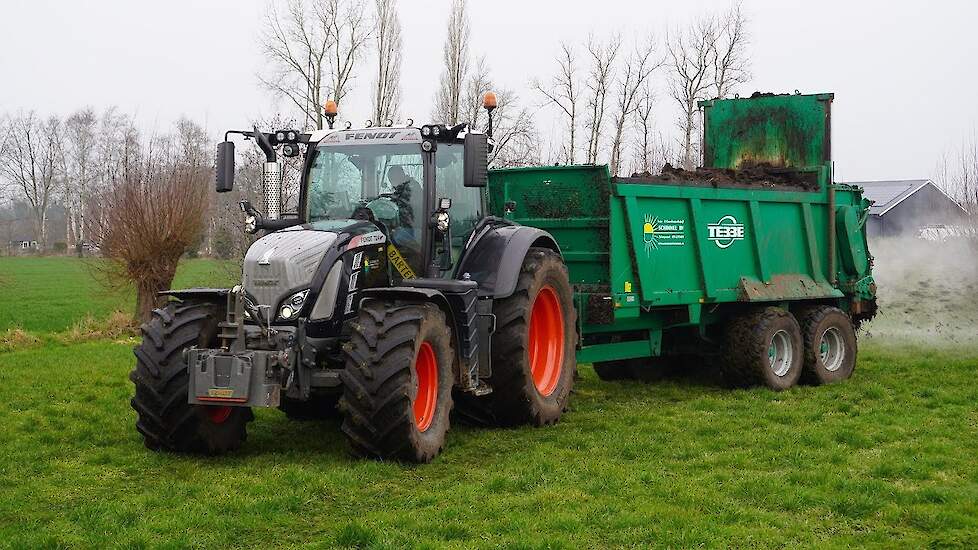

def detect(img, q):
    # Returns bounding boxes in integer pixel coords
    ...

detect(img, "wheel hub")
[768,329,793,377]
[528,285,565,397]
[414,341,438,432]
[819,327,846,372]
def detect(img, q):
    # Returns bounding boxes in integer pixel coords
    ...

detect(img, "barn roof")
[844,179,967,216]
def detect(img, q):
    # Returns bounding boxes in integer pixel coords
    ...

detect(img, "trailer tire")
[474,248,577,426]
[798,306,857,384]
[129,302,253,454]
[279,393,340,420]
[722,307,803,391]
[339,300,455,463]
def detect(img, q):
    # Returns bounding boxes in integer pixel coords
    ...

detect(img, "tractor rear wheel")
[476,247,577,426]
[339,300,455,463]
[722,307,803,391]
[279,393,340,420]
[798,306,857,384]
[129,302,253,454]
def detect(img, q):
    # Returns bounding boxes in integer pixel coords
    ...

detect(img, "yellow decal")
[208,388,234,398]
[624,281,632,293]
[387,244,417,279]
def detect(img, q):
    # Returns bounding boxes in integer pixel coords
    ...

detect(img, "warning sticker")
[387,244,417,279]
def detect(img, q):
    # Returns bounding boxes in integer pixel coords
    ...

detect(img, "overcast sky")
[2,0,977,181]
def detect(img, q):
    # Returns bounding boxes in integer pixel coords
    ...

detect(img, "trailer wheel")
[129,302,253,454]
[722,307,803,391]
[279,393,340,420]
[798,306,857,384]
[339,300,455,463]
[480,247,577,426]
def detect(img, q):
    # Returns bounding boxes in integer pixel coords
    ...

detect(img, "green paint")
[488,92,875,363]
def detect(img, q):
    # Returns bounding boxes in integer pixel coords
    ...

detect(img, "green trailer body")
[487,93,876,364]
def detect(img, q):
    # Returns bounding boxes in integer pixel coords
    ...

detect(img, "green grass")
[1,252,976,548]
[1,340,977,548]
[0,257,238,333]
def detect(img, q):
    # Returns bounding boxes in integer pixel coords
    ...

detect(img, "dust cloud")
[861,236,978,345]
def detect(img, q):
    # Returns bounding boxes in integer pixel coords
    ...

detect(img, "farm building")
[846,179,970,239]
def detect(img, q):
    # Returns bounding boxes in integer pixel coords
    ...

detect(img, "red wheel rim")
[206,406,232,424]
[529,285,565,397]
[414,341,438,432]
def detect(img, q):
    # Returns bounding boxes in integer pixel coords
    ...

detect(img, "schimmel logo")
[707,215,745,249]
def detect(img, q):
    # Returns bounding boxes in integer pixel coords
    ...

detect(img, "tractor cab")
[301,124,487,279]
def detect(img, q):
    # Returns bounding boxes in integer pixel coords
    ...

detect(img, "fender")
[455,223,561,298]
[159,287,231,305]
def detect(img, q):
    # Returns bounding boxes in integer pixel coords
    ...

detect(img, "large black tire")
[279,393,340,420]
[130,302,253,454]
[339,300,455,463]
[798,306,857,385]
[721,307,803,391]
[464,247,577,426]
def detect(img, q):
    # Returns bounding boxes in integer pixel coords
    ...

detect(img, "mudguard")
[158,288,231,305]
[456,223,561,298]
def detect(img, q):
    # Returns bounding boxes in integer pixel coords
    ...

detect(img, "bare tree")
[433,0,470,125]
[324,0,371,108]
[259,0,370,130]
[608,37,660,176]
[712,2,750,99]
[667,16,716,170]
[259,0,332,129]
[92,119,210,322]
[630,86,676,176]
[533,43,580,164]
[488,90,538,168]
[62,108,98,249]
[463,56,492,129]
[0,112,62,250]
[583,35,621,164]
[936,132,978,216]
[373,0,402,123]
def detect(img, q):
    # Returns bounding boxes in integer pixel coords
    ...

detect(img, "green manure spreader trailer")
[490,92,877,387]
[130,91,876,463]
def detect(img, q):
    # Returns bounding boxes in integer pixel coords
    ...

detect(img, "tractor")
[130,96,576,462]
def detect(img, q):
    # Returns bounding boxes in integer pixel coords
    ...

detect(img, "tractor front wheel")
[339,300,455,463]
[129,302,252,454]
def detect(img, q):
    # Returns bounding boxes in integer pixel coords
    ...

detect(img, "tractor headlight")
[310,261,345,320]
[244,214,258,234]
[432,211,450,233]
[278,289,310,321]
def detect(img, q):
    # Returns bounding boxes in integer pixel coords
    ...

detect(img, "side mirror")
[463,132,488,187]
[216,141,235,193]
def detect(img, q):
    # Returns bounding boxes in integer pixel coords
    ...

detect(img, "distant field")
[0,257,238,332]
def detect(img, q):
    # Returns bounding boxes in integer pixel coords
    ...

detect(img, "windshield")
[306,143,423,222]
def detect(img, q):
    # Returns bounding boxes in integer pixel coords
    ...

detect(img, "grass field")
[0,257,238,333]
[1,248,976,548]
